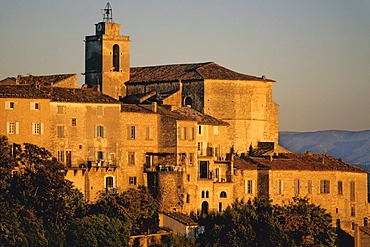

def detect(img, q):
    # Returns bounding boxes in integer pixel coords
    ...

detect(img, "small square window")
[57,106,65,114]
[129,176,137,186]
[71,118,77,126]
[6,101,15,109]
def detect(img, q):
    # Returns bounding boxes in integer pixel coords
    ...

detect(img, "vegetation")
[0,136,339,246]
[196,197,337,247]
[0,136,160,247]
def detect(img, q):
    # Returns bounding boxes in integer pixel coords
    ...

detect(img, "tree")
[0,138,86,246]
[65,214,129,247]
[275,197,337,247]
[197,198,289,247]
[92,186,160,235]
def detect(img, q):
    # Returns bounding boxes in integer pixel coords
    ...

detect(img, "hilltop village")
[1,6,369,241]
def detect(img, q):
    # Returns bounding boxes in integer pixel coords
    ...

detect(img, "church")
[0,3,368,236]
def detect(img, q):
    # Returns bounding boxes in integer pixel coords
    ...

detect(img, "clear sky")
[1,1,369,131]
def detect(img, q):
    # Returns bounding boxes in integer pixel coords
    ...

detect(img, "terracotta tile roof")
[127,62,274,84]
[120,90,179,104]
[173,107,229,126]
[0,85,49,99]
[120,103,192,121]
[0,85,120,104]
[16,74,76,86]
[247,153,366,172]
[42,87,120,104]
[0,77,16,85]
[360,226,370,235]
[233,156,258,170]
[164,212,199,227]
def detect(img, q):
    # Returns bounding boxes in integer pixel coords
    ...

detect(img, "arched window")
[184,97,192,107]
[113,44,120,72]
[220,191,227,198]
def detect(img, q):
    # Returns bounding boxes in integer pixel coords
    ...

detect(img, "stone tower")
[85,3,130,99]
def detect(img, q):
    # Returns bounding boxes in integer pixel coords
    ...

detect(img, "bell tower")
[85,2,130,99]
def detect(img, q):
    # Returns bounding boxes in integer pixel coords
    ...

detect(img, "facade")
[1,8,369,238]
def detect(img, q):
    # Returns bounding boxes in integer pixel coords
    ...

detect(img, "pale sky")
[1,1,369,131]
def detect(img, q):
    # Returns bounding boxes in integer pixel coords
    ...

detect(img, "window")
[145,127,152,140]
[338,181,343,195]
[220,191,227,198]
[219,202,223,212]
[320,180,330,194]
[5,101,15,109]
[128,152,135,165]
[66,151,72,167]
[105,176,114,189]
[71,118,77,126]
[199,161,209,178]
[197,142,203,155]
[7,122,19,134]
[350,181,355,201]
[186,174,190,182]
[113,44,120,72]
[294,179,300,195]
[213,126,219,135]
[351,205,355,217]
[57,126,65,138]
[95,125,105,138]
[57,105,65,114]
[57,151,64,162]
[96,151,105,165]
[198,125,202,135]
[97,106,103,115]
[129,176,137,186]
[189,153,194,165]
[201,190,209,198]
[128,126,136,139]
[307,180,312,194]
[276,180,283,195]
[32,123,43,135]
[190,127,195,140]
[186,194,190,203]
[145,155,152,167]
[245,180,253,194]
[30,102,40,110]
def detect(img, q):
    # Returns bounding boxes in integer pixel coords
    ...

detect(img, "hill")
[279,130,370,170]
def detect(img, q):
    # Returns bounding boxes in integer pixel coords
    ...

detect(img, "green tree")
[275,197,337,247]
[65,214,129,247]
[93,186,160,235]
[197,198,289,247]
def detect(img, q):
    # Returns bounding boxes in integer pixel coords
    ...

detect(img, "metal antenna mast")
[102,2,113,22]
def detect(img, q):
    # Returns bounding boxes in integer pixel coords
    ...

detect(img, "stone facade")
[1,15,369,240]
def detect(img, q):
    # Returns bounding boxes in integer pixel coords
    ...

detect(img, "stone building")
[1,6,369,239]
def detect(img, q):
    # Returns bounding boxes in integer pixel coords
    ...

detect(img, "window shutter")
[40,123,44,135]
[32,123,35,134]
[5,102,8,110]
[15,122,19,134]
[6,122,10,134]
[94,126,97,138]
[103,126,106,138]
[30,102,34,110]
[178,126,182,140]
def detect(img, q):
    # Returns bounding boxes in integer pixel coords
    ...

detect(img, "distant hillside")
[279,130,370,170]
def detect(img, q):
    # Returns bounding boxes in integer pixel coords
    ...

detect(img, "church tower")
[85,3,130,99]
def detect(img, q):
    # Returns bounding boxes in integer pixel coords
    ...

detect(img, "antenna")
[102,2,113,22]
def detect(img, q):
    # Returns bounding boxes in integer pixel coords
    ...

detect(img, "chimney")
[306,150,313,156]
[269,155,273,162]
[152,102,158,113]
[262,75,266,80]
